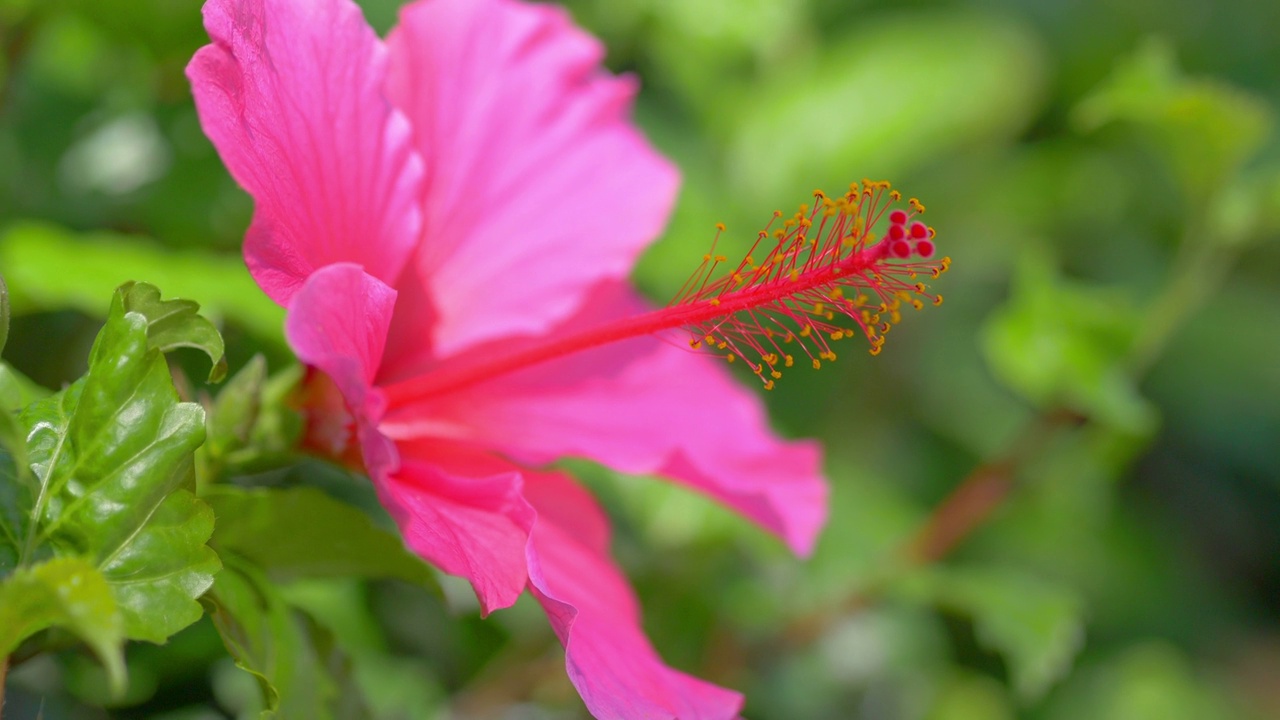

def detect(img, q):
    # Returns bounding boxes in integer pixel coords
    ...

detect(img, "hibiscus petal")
[382,442,535,614]
[523,469,745,720]
[188,0,423,305]
[385,0,679,359]
[284,263,398,475]
[385,283,827,557]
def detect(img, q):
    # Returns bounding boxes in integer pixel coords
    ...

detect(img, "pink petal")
[188,0,423,305]
[384,0,679,362]
[381,441,535,614]
[524,469,744,720]
[284,263,398,476]
[384,283,829,557]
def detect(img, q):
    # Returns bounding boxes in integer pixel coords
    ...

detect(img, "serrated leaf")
[0,556,125,693]
[206,486,437,593]
[898,566,1086,701]
[120,281,227,382]
[19,285,220,643]
[1075,38,1274,205]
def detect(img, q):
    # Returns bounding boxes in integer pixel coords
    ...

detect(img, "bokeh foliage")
[2,0,1279,718]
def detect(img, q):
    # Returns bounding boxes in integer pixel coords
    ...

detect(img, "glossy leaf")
[119,281,228,382]
[206,486,438,593]
[0,557,125,692]
[20,284,220,643]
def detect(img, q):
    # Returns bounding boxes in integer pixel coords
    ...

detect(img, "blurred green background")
[2,0,1279,718]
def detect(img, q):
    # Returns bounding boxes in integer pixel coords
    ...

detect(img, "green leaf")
[1075,38,1274,205]
[0,221,285,343]
[981,250,1157,434]
[206,560,343,719]
[19,284,220,643]
[119,281,228,382]
[206,486,437,593]
[0,557,125,693]
[898,566,1086,701]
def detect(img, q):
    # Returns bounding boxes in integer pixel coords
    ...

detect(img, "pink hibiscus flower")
[188,0,834,716]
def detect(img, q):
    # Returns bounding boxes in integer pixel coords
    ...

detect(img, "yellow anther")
[799,325,812,338]
[879,322,891,334]
[726,353,735,363]
[717,342,728,350]
[709,298,721,306]
[813,188,826,198]
[714,255,727,262]
[763,379,775,391]
[891,311,902,323]
[689,339,702,349]
[869,345,882,356]
[812,358,822,370]
[715,222,726,231]
[813,302,825,315]
[889,190,902,201]
[915,283,927,294]
[705,335,715,344]
[911,299,924,310]
[788,270,800,282]
[703,254,712,261]
[771,370,782,379]
[784,355,794,367]
[933,294,944,306]
[830,331,845,340]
